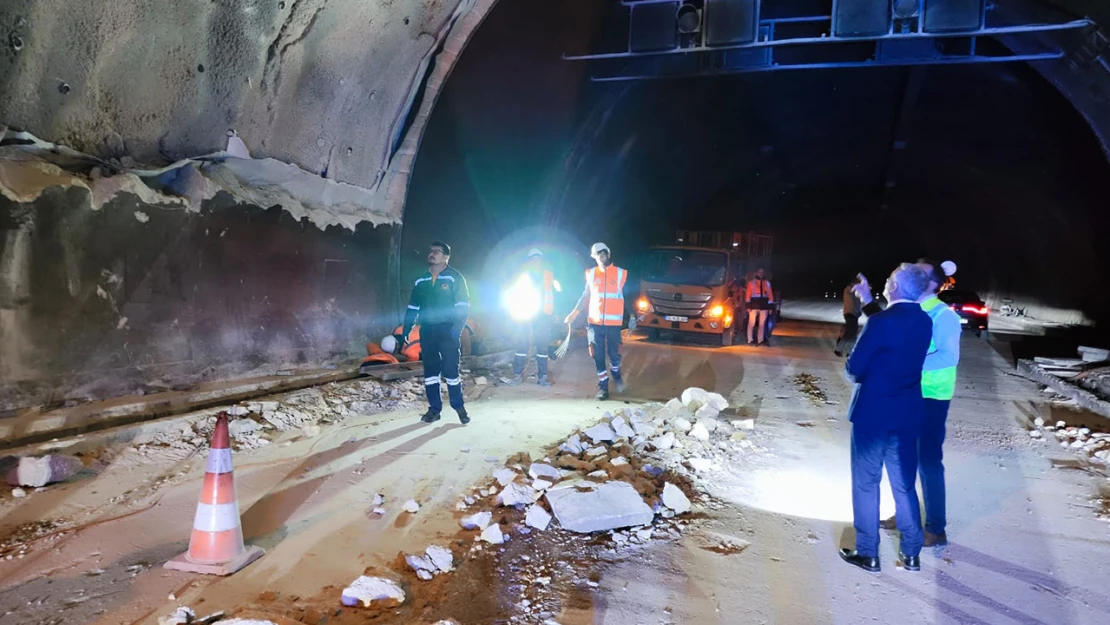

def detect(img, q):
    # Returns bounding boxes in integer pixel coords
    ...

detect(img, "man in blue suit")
[840,263,933,573]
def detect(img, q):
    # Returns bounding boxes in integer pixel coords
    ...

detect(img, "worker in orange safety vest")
[511,248,561,386]
[565,242,627,400]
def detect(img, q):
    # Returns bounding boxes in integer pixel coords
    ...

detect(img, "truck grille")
[646,289,713,317]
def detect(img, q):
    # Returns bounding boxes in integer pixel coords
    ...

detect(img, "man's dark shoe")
[839,549,880,573]
[898,552,921,571]
[595,390,610,401]
[614,379,627,394]
[420,410,441,423]
[879,516,897,531]
[457,407,470,425]
[537,376,552,387]
[923,531,948,547]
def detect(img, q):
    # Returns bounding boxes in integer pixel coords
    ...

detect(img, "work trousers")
[747,308,768,344]
[851,426,924,558]
[513,314,553,378]
[587,324,623,392]
[421,323,464,413]
[920,398,950,535]
[836,313,860,354]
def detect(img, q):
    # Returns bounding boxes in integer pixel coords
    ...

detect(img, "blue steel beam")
[589,51,1067,82]
[564,19,1093,61]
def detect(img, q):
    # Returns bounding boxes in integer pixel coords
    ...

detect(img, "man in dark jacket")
[835,277,863,357]
[402,241,471,425]
[839,263,932,573]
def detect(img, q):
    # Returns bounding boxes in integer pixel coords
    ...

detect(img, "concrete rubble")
[340,576,406,608]
[406,545,454,580]
[546,482,655,533]
[6,455,84,488]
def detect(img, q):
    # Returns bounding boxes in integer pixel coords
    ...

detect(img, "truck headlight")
[706,304,725,318]
[636,297,652,313]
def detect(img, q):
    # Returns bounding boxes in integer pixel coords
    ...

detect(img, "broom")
[554,323,573,360]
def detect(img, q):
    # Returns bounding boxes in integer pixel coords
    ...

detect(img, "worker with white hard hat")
[507,247,561,386]
[565,242,628,400]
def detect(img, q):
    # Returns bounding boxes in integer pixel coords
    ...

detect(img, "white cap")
[941,260,957,277]
[527,248,543,258]
[590,242,610,257]
[381,335,397,353]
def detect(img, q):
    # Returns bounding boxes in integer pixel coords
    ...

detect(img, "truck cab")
[634,231,775,346]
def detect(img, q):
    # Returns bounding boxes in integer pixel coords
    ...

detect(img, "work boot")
[879,516,897,531]
[923,531,948,547]
[614,379,627,394]
[595,389,610,401]
[420,409,441,423]
[898,552,921,572]
[509,374,523,386]
[838,549,880,573]
[537,375,552,387]
[457,407,470,425]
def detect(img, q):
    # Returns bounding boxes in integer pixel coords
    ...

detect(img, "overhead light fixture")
[893,0,920,18]
[677,3,701,35]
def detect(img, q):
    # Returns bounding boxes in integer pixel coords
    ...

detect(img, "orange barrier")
[164,412,264,575]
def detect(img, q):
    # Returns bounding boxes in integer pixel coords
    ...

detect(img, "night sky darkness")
[403,1,1110,321]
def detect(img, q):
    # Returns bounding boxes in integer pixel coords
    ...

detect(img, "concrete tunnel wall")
[0,0,1109,413]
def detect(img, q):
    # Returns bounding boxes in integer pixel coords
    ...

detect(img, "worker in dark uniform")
[511,248,561,387]
[402,241,471,424]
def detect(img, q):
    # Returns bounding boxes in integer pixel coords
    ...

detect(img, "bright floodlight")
[504,274,542,321]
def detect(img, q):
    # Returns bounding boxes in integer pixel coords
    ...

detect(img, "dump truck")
[633,230,778,346]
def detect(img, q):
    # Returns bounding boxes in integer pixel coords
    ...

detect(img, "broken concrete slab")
[694,404,719,421]
[532,479,553,491]
[545,481,654,533]
[652,432,676,450]
[481,524,506,544]
[425,545,453,572]
[681,387,712,410]
[662,483,692,514]
[560,434,585,454]
[460,511,492,530]
[341,576,405,607]
[493,467,518,486]
[525,504,553,531]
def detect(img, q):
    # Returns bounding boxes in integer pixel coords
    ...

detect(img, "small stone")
[475,377,488,386]
[1029,430,1043,439]
[609,456,629,466]
[403,499,420,513]
[1056,420,1067,429]
[533,479,553,491]
[1033,417,1045,427]
[425,545,453,572]
[481,524,505,544]
[417,569,433,581]
[732,419,755,431]
[587,470,608,478]
[673,417,693,433]
[460,511,492,530]
[694,404,719,421]
[525,504,553,531]
[560,435,585,454]
[406,553,435,572]
[611,417,636,439]
[585,446,607,458]
[689,423,710,441]
[370,507,386,517]
[11,488,26,498]
[688,458,713,472]
[662,483,692,514]
[372,493,385,506]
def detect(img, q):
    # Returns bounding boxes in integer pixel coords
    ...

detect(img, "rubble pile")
[135,377,432,455]
[1028,416,1110,463]
[431,387,758,621]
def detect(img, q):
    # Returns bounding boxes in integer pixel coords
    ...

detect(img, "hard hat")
[527,248,543,258]
[590,242,610,257]
[381,335,397,353]
[940,260,957,277]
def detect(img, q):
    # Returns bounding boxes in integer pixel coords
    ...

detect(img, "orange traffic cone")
[164,412,264,575]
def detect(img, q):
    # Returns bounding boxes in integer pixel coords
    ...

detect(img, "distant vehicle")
[937,289,989,336]
[634,230,778,346]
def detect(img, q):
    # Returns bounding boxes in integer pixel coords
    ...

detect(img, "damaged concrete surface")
[1,0,498,229]
[1,318,1108,624]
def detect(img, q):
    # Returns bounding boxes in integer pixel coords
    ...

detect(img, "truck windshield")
[643,249,729,287]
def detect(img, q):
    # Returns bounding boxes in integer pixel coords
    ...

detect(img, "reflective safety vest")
[364,342,400,365]
[586,265,627,326]
[920,296,960,400]
[393,325,423,362]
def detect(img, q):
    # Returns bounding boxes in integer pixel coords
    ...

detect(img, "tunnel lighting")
[503,274,542,321]
[706,304,725,318]
[637,297,652,313]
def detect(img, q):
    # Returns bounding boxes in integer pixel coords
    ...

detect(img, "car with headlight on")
[937,289,989,336]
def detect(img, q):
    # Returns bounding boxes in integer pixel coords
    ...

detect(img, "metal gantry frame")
[564,0,1096,81]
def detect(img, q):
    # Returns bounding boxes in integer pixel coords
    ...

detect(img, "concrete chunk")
[481,524,505,544]
[460,511,492,530]
[493,467,517,486]
[559,434,585,454]
[341,576,405,607]
[497,482,537,507]
[681,387,711,410]
[689,423,710,441]
[528,463,562,481]
[706,392,729,411]
[611,416,636,439]
[662,483,692,514]
[732,419,755,431]
[584,423,616,443]
[652,432,676,450]
[673,417,693,433]
[525,504,553,531]
[425,545,454,572]
[545,481,654,533]
[694,404,720,420]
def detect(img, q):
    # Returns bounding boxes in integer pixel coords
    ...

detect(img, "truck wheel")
[647,329,660,342]
[721,325,734,347]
